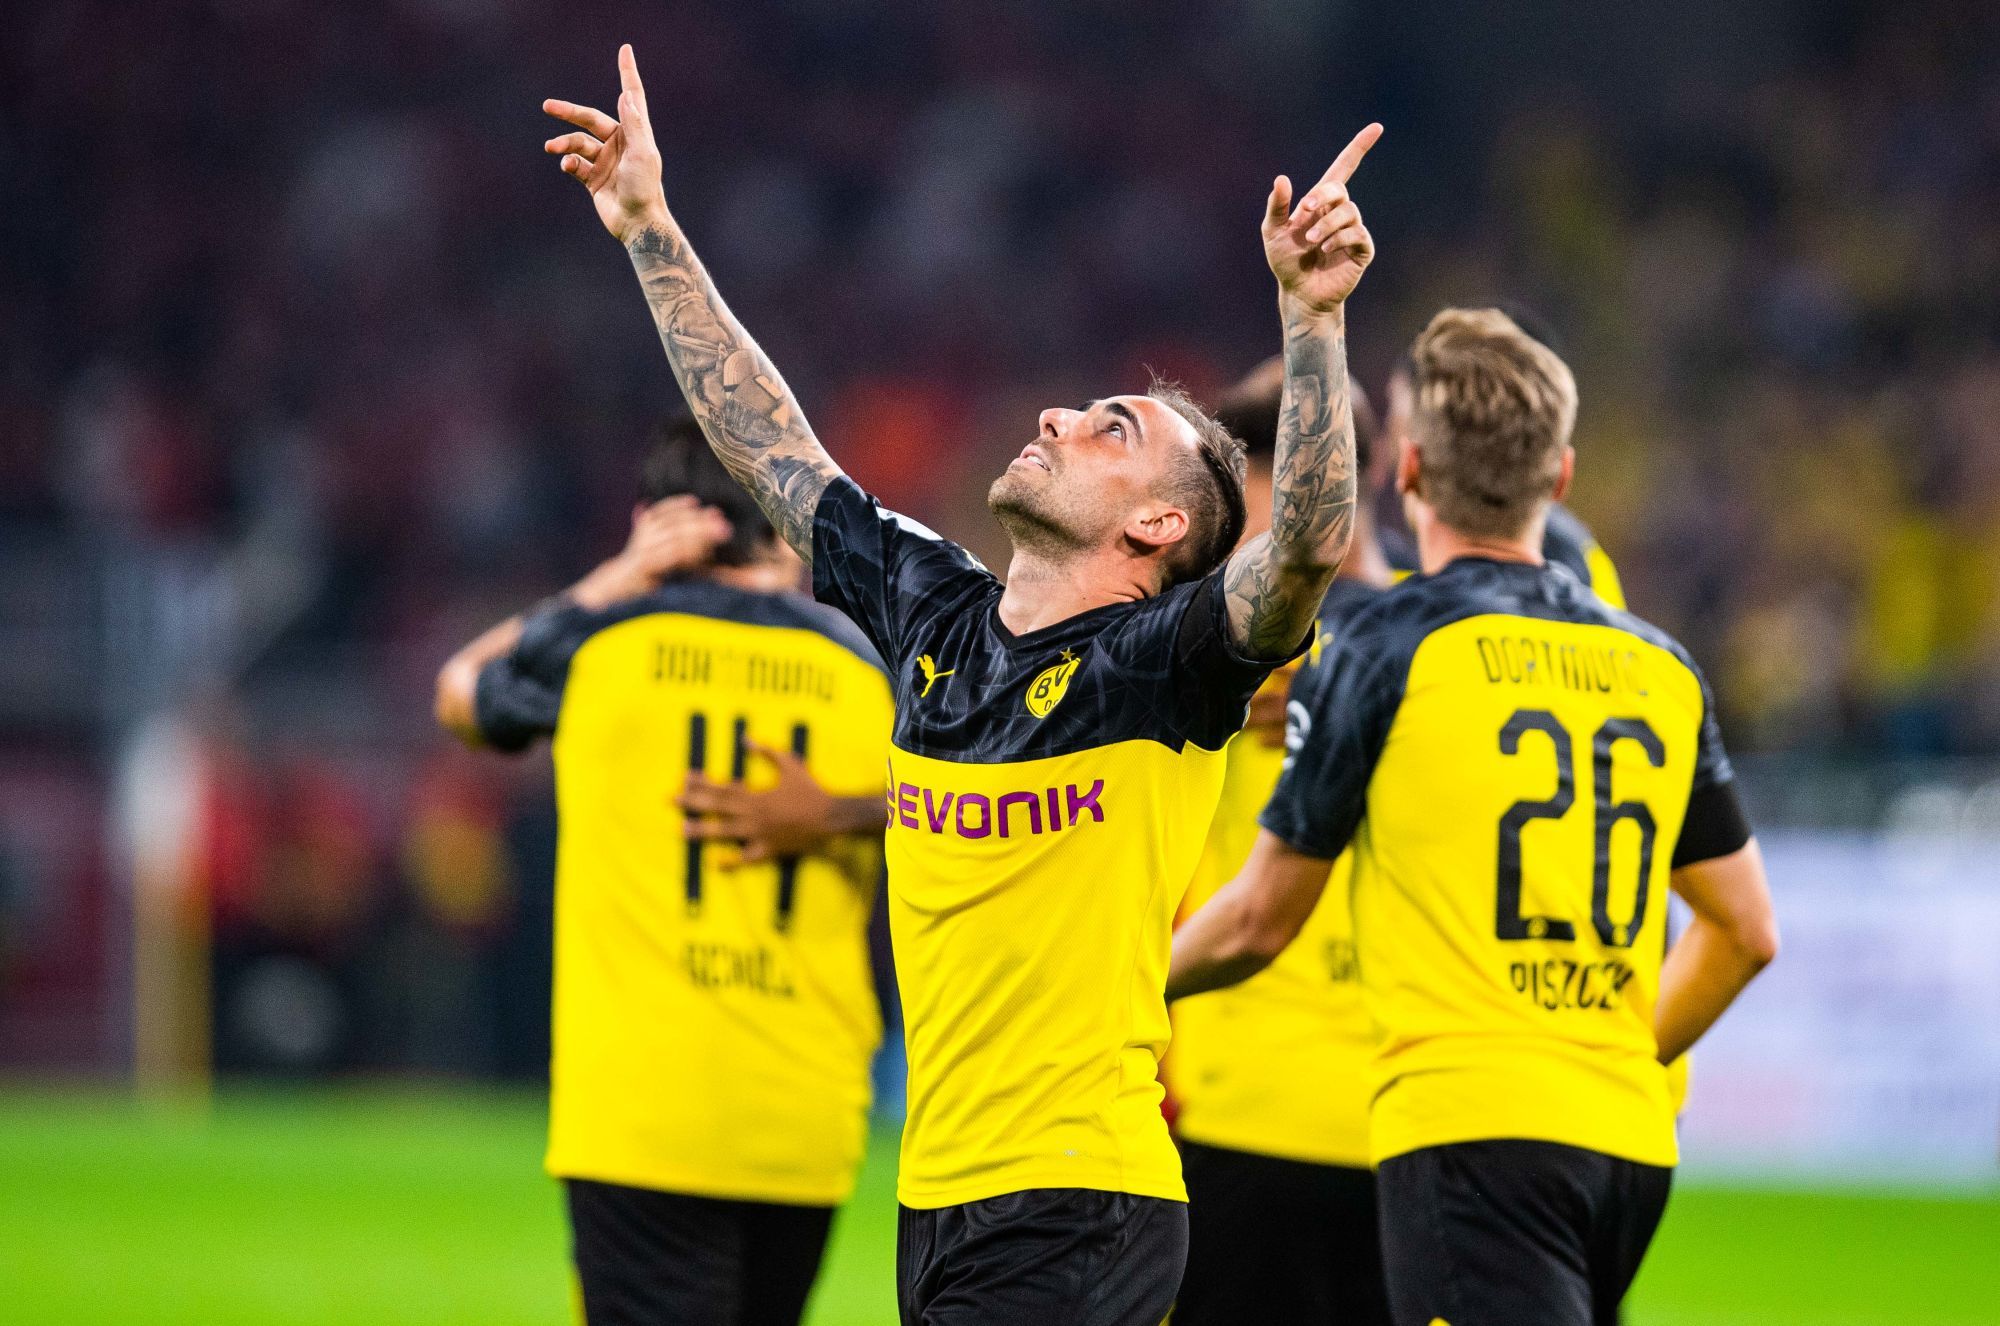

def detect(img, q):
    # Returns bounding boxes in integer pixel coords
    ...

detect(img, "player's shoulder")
[1316,567,1483,668]
[1411,557,1702,677]
[818,476,993,583]
[1334,557,1671,659]
[537,580,888,675]
[653,580,889,672]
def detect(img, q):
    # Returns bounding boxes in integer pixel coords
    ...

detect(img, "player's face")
[988,394,1196,555]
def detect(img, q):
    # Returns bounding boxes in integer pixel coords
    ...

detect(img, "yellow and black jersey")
[1170,578,1383,1169]
[1261,557,1749,1169]
[474,580,893,1206]
[811,477,1300,1209]
[1383,503,1626,609]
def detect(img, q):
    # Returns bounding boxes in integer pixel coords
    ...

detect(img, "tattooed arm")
[543,45,840,563]
[623,225,839,559]
[1221,125,1383,657]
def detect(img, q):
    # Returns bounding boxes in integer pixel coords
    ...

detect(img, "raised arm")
[543,46,840,563]
[1222,125,1382,657]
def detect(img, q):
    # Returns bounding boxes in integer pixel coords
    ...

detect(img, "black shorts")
[897,1188,1188,1326]
[1175,1140,1390,1326]
[565,1177,835,1326]
[1376,1139,1672,1326]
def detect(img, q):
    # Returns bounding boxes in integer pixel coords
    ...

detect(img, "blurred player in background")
[434,417,893,1326]
[541,45,1377,1323]
[1169,364,1394,1325]
[1169,309,1779,1325]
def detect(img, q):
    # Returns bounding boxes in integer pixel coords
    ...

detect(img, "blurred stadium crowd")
[1,0,1996,1074]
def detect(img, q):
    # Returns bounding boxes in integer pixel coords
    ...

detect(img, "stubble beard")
[988,466,1090,559]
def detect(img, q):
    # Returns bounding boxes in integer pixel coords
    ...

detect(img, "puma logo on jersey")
[917,654,955,697]
[1026,649,1081,718]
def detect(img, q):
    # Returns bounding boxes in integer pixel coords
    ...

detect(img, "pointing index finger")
[1322,122,1384,188]
[618,43,649,118]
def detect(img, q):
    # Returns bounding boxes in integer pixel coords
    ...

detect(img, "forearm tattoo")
[627,224,840,563]
[1224,310,1357,657]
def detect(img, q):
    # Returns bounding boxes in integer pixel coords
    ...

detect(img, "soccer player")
[1170,365,1394,1325]
[1169,308,1779,1326]
[542,45,1379,1323]
[1386,324,1706,1129]
[434,417,895,1326]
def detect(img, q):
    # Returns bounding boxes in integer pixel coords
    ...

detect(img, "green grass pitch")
[0,1087,1992,1325]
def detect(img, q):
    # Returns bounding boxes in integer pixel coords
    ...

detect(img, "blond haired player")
[1171,309,1778,1326]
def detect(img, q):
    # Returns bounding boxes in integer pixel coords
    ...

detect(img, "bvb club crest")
[1025,649,1081,719]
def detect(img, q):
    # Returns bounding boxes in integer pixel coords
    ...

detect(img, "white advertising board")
[1677,829,2000,1184]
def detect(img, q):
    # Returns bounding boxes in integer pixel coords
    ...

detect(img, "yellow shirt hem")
[1370,1115,1678,1170]
[895,1167,1188,1210]
[546,1154,857,1208]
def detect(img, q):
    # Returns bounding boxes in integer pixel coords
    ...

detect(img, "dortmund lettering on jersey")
[1170,578,1383,1169]
[812,477,1297,1209]
[1261,558,1742,1168]
[474,580,893,1205]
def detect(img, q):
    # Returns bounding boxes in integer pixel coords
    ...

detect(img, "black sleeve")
[1163,571,1316,748]
[1673,780,1751,867]
[1258,613,1405,860]
[469,600,593,754]
[811,476,995,668]
[1672,667,1751,866]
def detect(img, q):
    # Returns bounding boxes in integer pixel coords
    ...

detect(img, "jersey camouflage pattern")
[1262,557,1746,1167]
[811,477,1300,1208]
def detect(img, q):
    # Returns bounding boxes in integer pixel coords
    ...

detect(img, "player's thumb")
[1265,175,1292,228]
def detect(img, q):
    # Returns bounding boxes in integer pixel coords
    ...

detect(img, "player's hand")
[1263,124,1382,314]
[543,44,670,243]
[1245,662,1300,748]
[569,496,731,610]
[679,742,838,864]
[622,496,733,581]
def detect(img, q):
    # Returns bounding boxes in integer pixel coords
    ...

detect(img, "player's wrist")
[569,555,648,610]
[1279,290,1347,328]
[617,198,676,248]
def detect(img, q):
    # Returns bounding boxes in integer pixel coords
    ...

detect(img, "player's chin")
[987,467,1044,513]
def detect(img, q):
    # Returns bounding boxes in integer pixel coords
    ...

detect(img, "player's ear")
[1395,434,1422,498]
[1551,446,1576,503]
[1126,503,1190,554]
